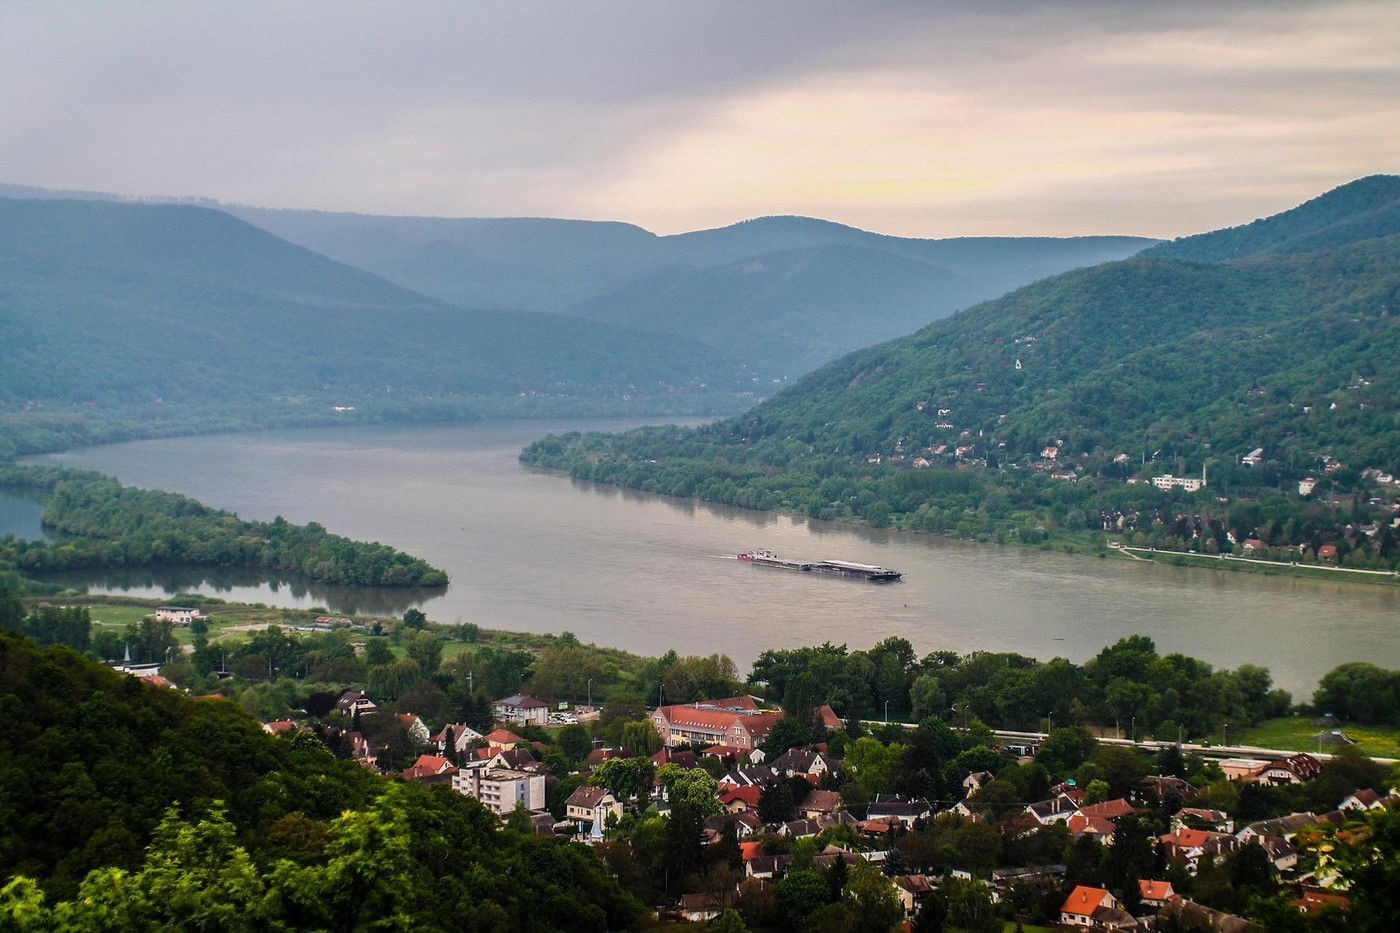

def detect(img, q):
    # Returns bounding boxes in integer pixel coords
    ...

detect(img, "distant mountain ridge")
[0,196,757,455]
[0,182,1156,378]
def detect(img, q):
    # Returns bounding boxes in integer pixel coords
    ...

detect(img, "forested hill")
[0,630,642,928]
[230,206,1156,377]
[523,180,1400,566]
[1146,174,1400,261]
[0,197,758,456]
[0,182,1155,379]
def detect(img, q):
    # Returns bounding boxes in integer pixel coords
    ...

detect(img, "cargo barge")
[738,549,902,581]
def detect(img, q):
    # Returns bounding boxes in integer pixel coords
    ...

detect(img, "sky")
[0,0,1395,237]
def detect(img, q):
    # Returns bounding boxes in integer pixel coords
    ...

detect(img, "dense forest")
[0,464,448,587]
[522,178,1400,569]
[0,629,642,929]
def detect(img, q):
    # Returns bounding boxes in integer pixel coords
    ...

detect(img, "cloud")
[0,0,1393,236]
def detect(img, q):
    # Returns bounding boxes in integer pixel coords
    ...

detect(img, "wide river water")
[10,418,1400,698]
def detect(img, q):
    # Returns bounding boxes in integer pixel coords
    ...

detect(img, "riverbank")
[1114,544,1400,587]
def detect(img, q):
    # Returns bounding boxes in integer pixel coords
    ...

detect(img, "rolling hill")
[0,184,1155,378]
[523,176,1400,565]
[0,197,758,456]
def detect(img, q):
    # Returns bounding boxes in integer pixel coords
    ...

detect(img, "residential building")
[395,713,431,744]
[335,690,378,717]
[798,789,841,819]
[866,794,932,827]
[1299,477,1318,496]
[1254,753,1323,785]
[1139,880,1177,909]
[154,605,205,625]
[452,767,545,816]
[1152,472,1205,492]
[483,728,526,750]
[429,722,483,755]
[1218,758,1269,782]
[564,786,622,830]
[1059,885,1135,929]
[649,704,783,749]
[1242,447,1265,467]
[493,693,550,725]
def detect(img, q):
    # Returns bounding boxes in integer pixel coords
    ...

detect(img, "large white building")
[1151,473,1205,492]
[452,767,545,816]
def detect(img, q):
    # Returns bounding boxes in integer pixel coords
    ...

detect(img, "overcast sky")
[1,0,1395,237]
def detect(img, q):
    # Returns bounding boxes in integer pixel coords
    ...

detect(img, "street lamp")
[587,678,593,709]
[884,700,890,724]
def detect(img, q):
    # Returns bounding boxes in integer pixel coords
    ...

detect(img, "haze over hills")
[0,182,1155,378]
[523,176,1400,561]
[0,197,756,455]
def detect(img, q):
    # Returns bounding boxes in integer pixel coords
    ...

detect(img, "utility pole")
[587,678,593,708]
[884,700,890,724]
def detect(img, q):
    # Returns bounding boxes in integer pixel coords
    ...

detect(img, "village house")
[1173,807,1233,833]
[865,794,932,827]
[702,810,763,843]
[483,727,526,750]
[1338,788,1391,811]
[261,719,298,735]
[395,713,431,744]
[1159,827,1240,870]
[1066,812,1116,845]
[1025,793,1079,824]
[400,754,456,783]
[1254,753,1323,786]
[564,785,622,831]
[719,786,762,813]
[771,747,839,780]
[1138,880,1177,910]
[798,789,842,819]
[1133,775,1196,806]
[429,722,483,755]
[1238,812,1318,842]
[1059,885,1135,929]
[893,875,935,916]
[492,693,550,726]
[335,689,379,717]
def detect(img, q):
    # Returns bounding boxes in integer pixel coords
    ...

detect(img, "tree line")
[0,464,448,587]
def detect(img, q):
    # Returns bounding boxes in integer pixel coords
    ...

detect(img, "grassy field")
[1238,715,1400,760]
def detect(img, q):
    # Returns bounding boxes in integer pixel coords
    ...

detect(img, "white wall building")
[452,767,545,816]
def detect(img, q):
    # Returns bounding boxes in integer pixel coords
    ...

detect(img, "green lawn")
[1237,715,1400,760]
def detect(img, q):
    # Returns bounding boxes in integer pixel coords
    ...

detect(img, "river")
[9,418,1399,698]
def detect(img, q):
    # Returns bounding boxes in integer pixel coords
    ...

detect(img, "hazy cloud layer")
[1,0,1395,236]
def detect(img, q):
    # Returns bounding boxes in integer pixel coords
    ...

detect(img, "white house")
[493,693,550,726]
[154,605,205,625]
[564,786,622,831]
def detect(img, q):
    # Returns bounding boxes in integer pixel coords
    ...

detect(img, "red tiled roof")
[483,728,524,745]
[1161,827,1210,848]
[738,840,763,862]
[721,786,762,808]
[1139,880,1175,902]
[1079,798,1135,820]
[1061,885,1111,916]
[1068,813,1115,836]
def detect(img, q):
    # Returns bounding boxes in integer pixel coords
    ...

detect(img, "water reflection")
[35,565,444,617]
[0,489,50,541]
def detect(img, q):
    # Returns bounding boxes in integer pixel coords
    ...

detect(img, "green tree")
[621,719,662,756]
[775,870,829,928]
[844,861,903,933]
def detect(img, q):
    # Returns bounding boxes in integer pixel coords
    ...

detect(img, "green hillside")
[523,179,1400,569]
[0,197,757,455]
[0,629,641,928]
[1146,174,1400,261]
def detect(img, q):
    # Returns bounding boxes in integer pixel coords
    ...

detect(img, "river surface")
[9,418,1399,698]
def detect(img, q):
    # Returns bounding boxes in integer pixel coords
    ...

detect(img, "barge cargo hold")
[738,549,901,581]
